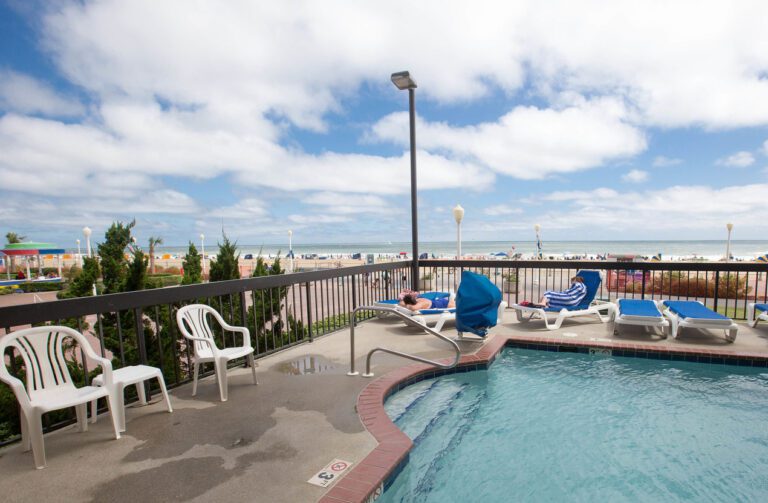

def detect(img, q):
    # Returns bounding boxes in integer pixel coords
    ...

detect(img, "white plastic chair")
[0,326,121,469]
[176,304,257,401]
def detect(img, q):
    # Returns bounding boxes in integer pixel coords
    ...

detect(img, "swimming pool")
[380,348,768,502]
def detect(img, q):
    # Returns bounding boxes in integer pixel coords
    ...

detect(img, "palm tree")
[148,236,163,274]
[5,231,26,274]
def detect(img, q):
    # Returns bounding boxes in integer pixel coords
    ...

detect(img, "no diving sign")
[307,458,353,487]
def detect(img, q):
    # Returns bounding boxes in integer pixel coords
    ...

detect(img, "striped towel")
[544,283,587,310]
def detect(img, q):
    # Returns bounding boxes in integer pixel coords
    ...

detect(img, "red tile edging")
[318,332,767,503]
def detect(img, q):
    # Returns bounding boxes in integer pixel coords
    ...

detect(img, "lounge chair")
[373,291,458,331]
[661,300,738,342]
[510,270,614,330]
[613,298,669,337]
[747,303,768,328]
[454,270,507,342]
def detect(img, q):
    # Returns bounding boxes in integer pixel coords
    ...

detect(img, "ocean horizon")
[135,239,768,261]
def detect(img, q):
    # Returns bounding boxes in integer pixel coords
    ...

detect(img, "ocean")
[149,240,768,261]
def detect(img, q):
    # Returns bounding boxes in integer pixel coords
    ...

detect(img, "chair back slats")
[3,328,75,393]
[177,305,220,358]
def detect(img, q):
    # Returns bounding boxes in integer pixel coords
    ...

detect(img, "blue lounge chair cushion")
[455,271,502,337]
[756,304,768,312]
[618,299,661,318]
[663,301,729,320]
[377,291,449,305]
[573,270,601,310]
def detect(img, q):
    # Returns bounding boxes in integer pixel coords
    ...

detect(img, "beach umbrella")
[757,253,768,263]
[650,253,662,262]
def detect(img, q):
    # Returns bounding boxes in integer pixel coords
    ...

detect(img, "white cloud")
[652,156,682,167]
[209,198,270,220]
[622,169,648,182]
[484,204,523,216]
[717,151,755,167]
[0,70,84,117]
[763,140,768,156]
[538,184,768,232]
[38,0,768,130]
[368,97,646,179]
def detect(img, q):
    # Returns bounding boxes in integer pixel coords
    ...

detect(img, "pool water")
[380,348,768,502]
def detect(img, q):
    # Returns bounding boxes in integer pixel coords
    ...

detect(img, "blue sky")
[1,0,767,248]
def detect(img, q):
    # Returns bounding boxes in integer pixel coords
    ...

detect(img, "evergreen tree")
[58,257,100,299]
[181,242,202,285]
[209,234,240,281]
[98,220,135,294]
[125,249,148,292]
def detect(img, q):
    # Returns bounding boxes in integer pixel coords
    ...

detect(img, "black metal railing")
[419,260,768,320]
[0,260,413,444]
[1,258,766,444]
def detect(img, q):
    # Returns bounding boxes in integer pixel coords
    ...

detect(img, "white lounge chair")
[176,304,257,401]
[510,270,614,330]
[0,326,122,469]
[747,303,768,328]
[374,291,458,331]
[662,300,738,342]
[613,298,669,337]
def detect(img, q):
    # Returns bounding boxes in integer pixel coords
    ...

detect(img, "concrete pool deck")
[1,311,767,502]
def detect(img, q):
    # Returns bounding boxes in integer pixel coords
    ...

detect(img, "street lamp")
[76,239,82,267]
[83,226,92,257]
[534,223,542,260]
[726,223,734,262]
[391,70,419,288]
[288,230,294,273]
[452,204,464,259]
[200,233,206,277]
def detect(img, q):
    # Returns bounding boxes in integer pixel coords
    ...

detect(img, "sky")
[1,0,768,248]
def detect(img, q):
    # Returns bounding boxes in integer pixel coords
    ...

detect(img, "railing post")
[134,307,148,364]
[713,271,720,312]
[305,282,313,342]
[351,274,358,312]
[641,268,647,299]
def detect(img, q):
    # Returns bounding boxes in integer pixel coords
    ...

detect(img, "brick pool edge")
[318,333,768,503]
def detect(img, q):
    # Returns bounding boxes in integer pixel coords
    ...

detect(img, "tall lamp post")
[725,223,733,262]
[76,239,82,267]
[288,230,294,273]
[83,226,96,295]
[534,223,542,260]
[391,70,419,288]
[453,204,464,259]
[200,233,207,278]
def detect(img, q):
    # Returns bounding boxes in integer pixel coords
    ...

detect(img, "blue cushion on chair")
[663,301,729,320]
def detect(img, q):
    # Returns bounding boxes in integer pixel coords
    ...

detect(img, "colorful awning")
[1,242,65,256]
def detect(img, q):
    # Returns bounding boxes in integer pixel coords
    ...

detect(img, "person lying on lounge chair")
[538,276,587,310]
[399,290,455,312]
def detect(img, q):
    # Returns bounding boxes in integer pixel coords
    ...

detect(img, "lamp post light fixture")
[391,70,419,288]
[76,239,82,267]
[200,233,207,278]
[452,204,464,259]
[288,230,294,273]
[726,223,734,262]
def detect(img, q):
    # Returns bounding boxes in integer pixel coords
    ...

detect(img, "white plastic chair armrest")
[94,357,114,388]
[0,371,31,410]
[208,310,252,347]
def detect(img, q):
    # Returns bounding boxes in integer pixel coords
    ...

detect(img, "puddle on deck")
[274,355,337,375]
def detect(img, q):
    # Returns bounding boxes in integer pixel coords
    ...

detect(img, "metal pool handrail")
[347,305,461,377]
